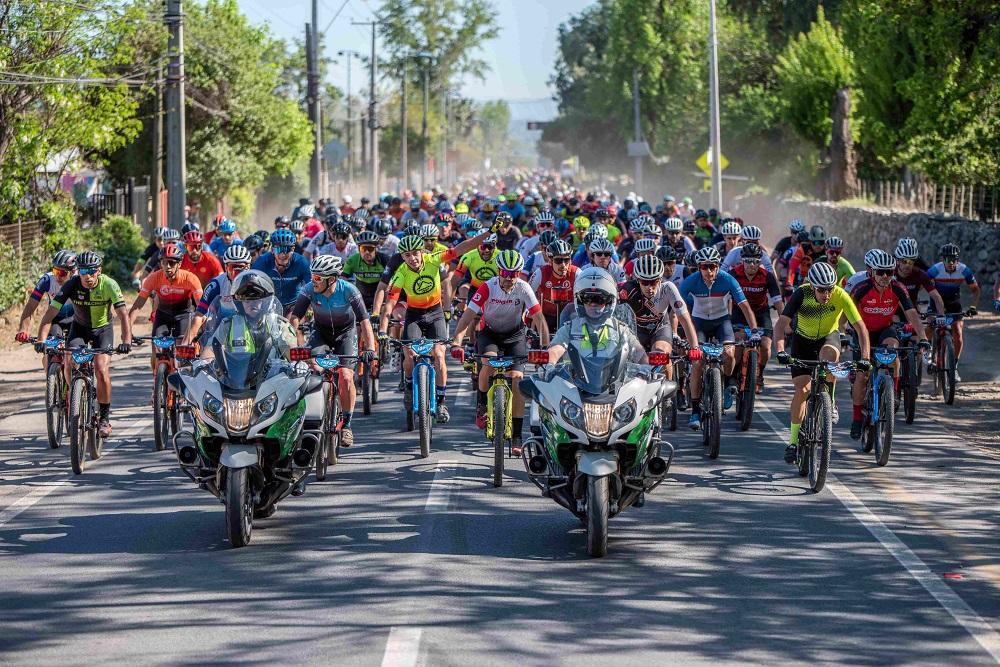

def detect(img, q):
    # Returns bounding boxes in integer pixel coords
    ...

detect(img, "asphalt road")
[1,351,1000,666]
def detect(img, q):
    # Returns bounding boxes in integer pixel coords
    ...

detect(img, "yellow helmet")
[574,216,591,231]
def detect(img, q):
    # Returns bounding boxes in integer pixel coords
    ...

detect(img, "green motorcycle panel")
[266,398,305,458]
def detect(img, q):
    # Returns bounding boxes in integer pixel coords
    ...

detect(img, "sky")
[235,0,592,120]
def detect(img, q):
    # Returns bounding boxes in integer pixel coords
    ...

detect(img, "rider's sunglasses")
[812,240,825,247]
[536,222,553,229]
[551,257,570,265]
[699,263,719,271]
[874,268,893,277]
[78,267,99,276]
[592,252,611,258]
[227,264,249,273]
[742,258,761,265]
[274,223,290,229]
[185,243,202,251]
[334,234,349,241]
[311,273,333,281]
[480,244,495,251]
[52,267,71,277]
[827,250,841,257]
[899,258,915,266]
[163,259,181,267]
[643,233,660,240]
[813,285,834,294]
[638,278,660,287]
[273,245,293,255]
[943,256,958,263]
[580,293,613,305]
[359,245,377,252]
[498,269,519,280]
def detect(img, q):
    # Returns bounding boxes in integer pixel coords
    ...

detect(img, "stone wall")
[733,195,1000,284]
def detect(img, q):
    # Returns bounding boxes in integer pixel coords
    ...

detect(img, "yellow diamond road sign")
[697,150,729,176]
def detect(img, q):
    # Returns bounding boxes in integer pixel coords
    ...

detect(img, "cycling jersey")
[782,283,862,340]
[927,262,976,305]
[197,273,235,316]
[786,246,825,286]
[399,210,429,226]
[251,251,312,309]
[529,264,577,317]
[730,264,782,311]
[843,270,868,294]
[595,262,626,285]
[828,256,856,286]
[139,269,203,317]
[290,279,368,338]
[208,234,243,257]
[468,278,541,335]
[30,273,75,321]
[666,263,685,287]
[572,244,620,268]
[342,251,391,307]
[51,274,126,328]
[894,266,936,302]
[454,249,498,289]
[386,248,459,310]
[618,279,688,331]
[679,270,746,320]
[181,252,223,289]
[721,246,774,274]
[662,234,697,260]
[773,235,793,258]
[317,239,359,261]
[849,278,913,332]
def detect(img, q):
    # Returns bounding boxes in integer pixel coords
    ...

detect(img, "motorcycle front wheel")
[225,467,253,548]
[586,474,610,558]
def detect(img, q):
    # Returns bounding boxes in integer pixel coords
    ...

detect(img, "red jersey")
[529,264,577,317]
[893,266,935,302]
[849,278,913,332]
[181,251,223,289]
[731,264,781,312]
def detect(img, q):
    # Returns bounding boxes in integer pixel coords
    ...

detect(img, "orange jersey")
[140,269,203,316]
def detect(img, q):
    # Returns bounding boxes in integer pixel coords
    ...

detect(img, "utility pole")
[632,69,643,195]
[420,58,430,194]
[353,21,381,198]
[165,0,187,231]
[708,0,723,210]
[338,50,358,184]
[439,88,446,187]
[360,111,367,178]
[152,62,164,228]
[306,23,320,201]
[400,61,407,193]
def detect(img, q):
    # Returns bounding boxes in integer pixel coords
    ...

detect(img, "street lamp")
[338,50,360,183]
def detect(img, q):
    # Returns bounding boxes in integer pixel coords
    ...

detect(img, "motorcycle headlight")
[611,398,636,430]
[203,391,224,422]
[582,402,613,439]
[252,392,278,424]
[223,398,254,433]
[559,397,585,431]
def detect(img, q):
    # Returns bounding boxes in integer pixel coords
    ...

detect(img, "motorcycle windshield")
[565,339,629,396]
[212,331,275,390]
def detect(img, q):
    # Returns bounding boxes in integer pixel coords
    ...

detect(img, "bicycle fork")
[412,360,437,416]
[485,377,514,440]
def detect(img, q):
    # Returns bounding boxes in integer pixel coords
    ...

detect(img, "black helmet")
[51,250,77,270]
[494,211,513,227]
[275,216,291,226]
[232,270,275,301]
[181,222,199,235]
[740,243,763,260]
[796,230,811,244]
[243,235,264,253]
[694,209,708,219]
[655,245,678,263]
[372,218,393,237]
[940,243,960,258]
[76,251,102,269]
[331,222,351,236]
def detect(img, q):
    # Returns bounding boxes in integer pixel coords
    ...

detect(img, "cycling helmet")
[401,224,422,238]
[421,223,439,239]
[372,218,393,238]
[588,238,615,254]
[495,250,524,273]
[827,236,845,250]
[574,265,618,327]
[694,246,722,265]
[809,225,826,243]
[480,233,499,245]
[664,217,684,232]
[807,261,838,287]
[433,211,454,226]
[310,254,343,277]
[218,219,237,234]
[866,249,895,270]
[356,230,379,246]
[408,198,420,210]
[741,225,762,241]
[152,227,167,239]
[243,235,264,253]
[270,228,296,248]
[535,211,554,224]
[183,230,204,245]
[573,215,591,231]
[629,218,647,233]
[181,222,199,235]
[398,235,424,253]
[789,220,806,234]
[635,238,657,254]
[796,231,811,244]
[547,239,572,257]
[288,219,305,233]
[161,243,184,261]
[554,218,570,235]
[940,243,960,258]
[254,229,271,244]
[322,212,340,227]
[594,207,612,221]
[223,244,252,265]
[161,228,181,242]
[329,222,351,237]
[720,220,742,236]
[625,209,640,222]
[740,243,763,260]
[538,230,558,247]
[465,220,485,235]
[694,209,708,219]
[297,204,316,219]
[455,213,470,227]
[633,255,664,281]
[76,250,102,269]
[524,218,537,233]
[275,216,291,226]
[894,238,918,260]
[656,245,678,263]
[51,250,77,269]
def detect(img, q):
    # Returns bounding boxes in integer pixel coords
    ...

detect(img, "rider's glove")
[776,351,791,365]
[748,330,762,345]
[856,359,872,372]
[917,339,931,351]
[672,334,682,347]
[450,345,465,363]
[376,331,389,343]
[360,349,376,365]
[15,331,30,343]
[369,314,380,325]
[116,342,132,355]
[131,277,141,289]
[33,341,46,354]
[686,348,702,362]
[444,309,451,322]
[966,306,977,317]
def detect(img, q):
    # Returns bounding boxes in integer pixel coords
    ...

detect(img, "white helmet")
[223,244,252,265]
[740,225,762,241]
[574,266,618,327]
[633,255,664,281]
[866,248,896,271]
[694,246,722,265]
[790,219,806,234]
[721,220,742,236]
[894,237,918,260]
[310,254,343,277]
[589,223,608,239]
[635,238,657,254]
[806,261,838,287]
[588,238,615,254]
[664,217,684,232]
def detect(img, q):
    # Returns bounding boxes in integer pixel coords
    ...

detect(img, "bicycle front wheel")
[361,363,372,415]
[738,350,758,431]
[153,363,170,451]
[492,384,508,488]
[942,335,956,405]
[416,364,431,458]
[705,368,723,459]
[874,373,894,467]
[69,378,88,475]
[809,390,833,492]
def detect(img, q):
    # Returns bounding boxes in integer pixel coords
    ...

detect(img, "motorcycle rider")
[207,270,296,363]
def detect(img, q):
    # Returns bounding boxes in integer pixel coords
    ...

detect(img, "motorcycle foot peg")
[291,482,307,497]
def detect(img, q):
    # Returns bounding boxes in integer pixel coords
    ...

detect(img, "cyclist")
[730,243,783,391]
[847,249,929,439]
[180,230,223,288]
[243,234,266,263]
[623,238,658,278]
[36,251,132,438]
[518,211,554,257]
[451,232,498,307]
[785,225,827,291]
[451,250,549,452]
[318,221,359,261]
[721,226,773,274]
[186,245,252,346]
[588,238,627,285]
[692,210,716,249]
[925,243,980,378]
[775,262,869,464]
[378,230,493,424]
[619,255,700,378]
[822,237,855,286]
[656,245,685,287]
[530,239,577,333]
[289,219,309,254]
[132,227,166,288]
[142,228,181,277]
[209,219,242,256]
[251,228,311,316]
[662,217,697,261]
[679,247,759,430]
[15,251,77,357]
[304,213,340,259]
[342,230,392,313]
[400,198,429,226]
[289,255,376,448]
[372,216,399,255]
[128,243,203,370]
[770,220,806,265]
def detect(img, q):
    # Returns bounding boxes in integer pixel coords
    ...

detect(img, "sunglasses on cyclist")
[551,257,570,264]
[359,245,377,252]
[874,268,893,277]
[592,252,612,258]
[498,269,519,280]
[78,267,99,276]
[480,244,496,251]
[827,250,841,257]
[742,258,761,265]
[943,256,958,263]
[334,234,349,241]
[699,263,719,271]
[899,258,915,266]
[52,268,71,277]
[273,246,293,254]
[185,243,203,251]
[638,278,660,287]
[814,285,834,294]
[536,222,553,228]
[163,259,181,267]
[311,273,334,281]
[227,264,249,273]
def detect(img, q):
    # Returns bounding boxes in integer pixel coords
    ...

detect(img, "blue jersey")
[572,244,619,268]
[679,270,746,320]
[208,235,243,257]
[501,203,525,224]
[31,273,75,321]
[290,279,368,336]
[251,252,311,309]
[926,262,976,305]
[196,273,233,315]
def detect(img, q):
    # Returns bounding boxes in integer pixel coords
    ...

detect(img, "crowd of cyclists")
[12,167,991,468]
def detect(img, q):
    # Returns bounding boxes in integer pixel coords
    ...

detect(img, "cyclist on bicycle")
[523,229,558,277]
[713,219,742,257]
[622,238,658,278]
[289,255,376,448]
[451,250,549,452]
[132,227,166,288]
[785,225,827,292]
[656,245,685,287]
[925,243,980,378]
[251,228,312,317]
[141,228,181,277]
[720,225,773,274]
[451,232,498,306]
[318,221,360,261]
[892,238,945,315]
[730,243,783,391]
[208,219,242,256]
[680,247,759,430]
[662,217,696,261]
[180,230,223,289]
[15,251,77,353]
[775,262,870,464]
[128,243,203,370]
[847,249,929,439]
[378,230,493,424]
[186,245,252,346]
[770,219,806,265]
[36,251,132,438]
[529,239,577,332]
[588,238,626,284]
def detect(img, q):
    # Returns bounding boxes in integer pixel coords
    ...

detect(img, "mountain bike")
[733,327,760,431]
[699,342,726,459]
[924,313,958,405]
[665,338,690,432]
[309,349,358,481]
[401,338,450,458]
[860,347,898,467]
[359,331,378,415]
[789,358,854,492]
[475,353,530,487]
[27,336,67,449]
[67,346,132,475]
[895,326,919,424]
[133,335,189,452]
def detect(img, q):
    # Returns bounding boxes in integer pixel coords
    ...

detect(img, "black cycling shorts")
[309,325,359,371]
[928,299,964,321]
[152,311,191,339]
[476,327,527,373]
[67,323,114,351]
[732,306,774,339]
[850,325,899,361]
[790,331,841,379]
[403,305,448,342]
[636,323,673,352]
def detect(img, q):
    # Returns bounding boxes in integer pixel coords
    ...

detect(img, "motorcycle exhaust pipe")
[177,445,199,466]
[293,433,320,468]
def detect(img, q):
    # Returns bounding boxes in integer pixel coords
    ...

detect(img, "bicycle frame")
[481,356,520,441]
[409,340,438,417]
[866,347,897,427]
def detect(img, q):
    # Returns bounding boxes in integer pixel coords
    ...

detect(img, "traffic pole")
[165,0,187,231]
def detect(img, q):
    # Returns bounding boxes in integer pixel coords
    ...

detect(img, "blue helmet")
[218,219,237,234]
[554,218,570,235]
[270,228,296,248]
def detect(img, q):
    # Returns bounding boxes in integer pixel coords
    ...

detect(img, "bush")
[83,215,145,285]
[0,241,33,314]
[40,200,82,256]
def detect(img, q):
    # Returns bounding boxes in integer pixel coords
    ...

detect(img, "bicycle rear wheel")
[316,385,332,481]
[87,387,103,461]
[738,350,758,431]
[69,378,88,475]
[361,363,372,415]
[903,355,917,424]
[45,362,64,449]
[874,374,894,466]
[942,335,956,405]
[492,384,507,488]
[809,391,833,492]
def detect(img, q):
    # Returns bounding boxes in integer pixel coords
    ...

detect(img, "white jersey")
[522,250,548,278]
[379,235,399,255]
[721,245,774,274]
[318,240,359,262]
[516,234,541,258]
[596,262,627,285]
[667,263,685,287]
[651,280,689,317]
[843,270,869,294]
[305,229,333,256]
[468,277,541,335]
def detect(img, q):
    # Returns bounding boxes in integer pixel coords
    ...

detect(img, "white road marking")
[756,399,1000,661]
[380,627,422,667]
[0,414,152,530]
[425,459,457,511]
